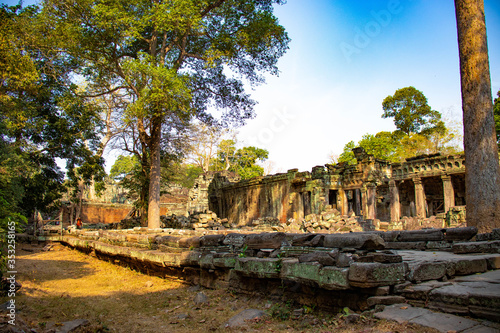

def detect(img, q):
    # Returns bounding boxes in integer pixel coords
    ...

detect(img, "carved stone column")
[354,189,362,216]
[366,183,377,220]
[414,177,426,218]
[389,180,400,222]
[338,188,348,216]
[442,175,455,213]
[361,186,368,219]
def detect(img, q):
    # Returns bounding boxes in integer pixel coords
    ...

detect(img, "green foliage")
[337,87,462,164]
[358,132,400,161]
[268,301,293,321]
[39,0,289,225]
[238,244,248,258]
[382,86,445,137]
[0,4,106,217]
[494,90,500,147]
[217,143,269,179]
[110,155,140,181]
[338,141,356,165]
[175,164,203,189]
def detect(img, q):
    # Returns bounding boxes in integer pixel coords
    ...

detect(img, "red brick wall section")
[80,204,132,224]
[79,203,186,224]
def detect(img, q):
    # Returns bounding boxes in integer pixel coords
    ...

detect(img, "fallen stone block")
[372,252,403,263]
[234,257,281,278]
[179,251,201,266]
[348,262,405,288]
[400,280,451,301]
[367,296,406,307]
[397,229,444,242]
[298,251,337,266]
[199,254,215,269]
[155,235,180,247]
[178,237,201,248]
[444,226,478,241]
[407,261,447,282]
[244,232,287,249]
[280,260,349,290]
[375,230,400,242]
[446,257,487,276]
[212,254,237,268]
[428,284,471,315]
[222,233,246,247]
[323,233,385,250]
[385,241,427,250]
[453,241,500,254]
[200,234,225,247]
[336,253,354,267]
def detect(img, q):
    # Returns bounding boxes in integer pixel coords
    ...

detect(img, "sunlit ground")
[2,243,438,332]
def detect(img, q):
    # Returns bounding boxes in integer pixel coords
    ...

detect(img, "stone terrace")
[27,226,500,324]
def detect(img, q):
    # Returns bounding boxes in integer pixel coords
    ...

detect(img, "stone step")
[375,303,500,333]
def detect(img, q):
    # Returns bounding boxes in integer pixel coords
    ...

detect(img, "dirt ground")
[0,243,438,333]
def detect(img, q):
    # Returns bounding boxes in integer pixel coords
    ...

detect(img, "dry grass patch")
[1,243,438,333]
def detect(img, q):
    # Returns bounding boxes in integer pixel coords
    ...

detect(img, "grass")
[2,243,439,332]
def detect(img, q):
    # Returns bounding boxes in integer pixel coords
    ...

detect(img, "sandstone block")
[367,296,406,307]
[348,262,405,288]
[407,261,447,282]
[323,233,385,250]
[447,257,487,276]
[298,251,336,266]
[336,253,354,267]
[200,234,225,247]
[213,254,237,268]
[244,232,286,249]
[453,241,500,254]
[280,260,349,290]
[223,233,246,247]
[234,257,281,278]
[397,229,444,242]
[372,252,403,263]
[155,235,180,247]
[385,241,426,250]
[444,226,478,241]
[178,237,201,248]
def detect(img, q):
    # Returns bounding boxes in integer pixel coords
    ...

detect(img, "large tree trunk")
[140,145,149,227]
[147,116,162,229]
[455,0,500,232]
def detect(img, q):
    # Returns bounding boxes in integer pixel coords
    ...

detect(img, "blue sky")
[236,0,500,172]
[4,0,500,174]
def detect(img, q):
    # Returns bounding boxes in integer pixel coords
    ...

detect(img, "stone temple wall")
[191,149,466,226]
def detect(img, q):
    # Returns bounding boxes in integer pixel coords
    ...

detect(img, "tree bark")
[455,0,500,232]
[140,146,149,227]
[147,116,162,229]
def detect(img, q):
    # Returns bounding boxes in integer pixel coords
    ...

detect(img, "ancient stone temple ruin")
[188,148,466,227]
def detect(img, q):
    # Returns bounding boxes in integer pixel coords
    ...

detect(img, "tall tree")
[494,90,500,147]
[41,0,289,228]
[455,0,500,232]
[0,4,105,221]
[382,86,445,137]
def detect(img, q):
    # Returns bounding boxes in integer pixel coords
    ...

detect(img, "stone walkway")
[375,303,500,332]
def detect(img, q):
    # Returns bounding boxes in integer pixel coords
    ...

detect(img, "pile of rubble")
[262,208,367,233]
[114,217,142,229]
[159,211,232,230]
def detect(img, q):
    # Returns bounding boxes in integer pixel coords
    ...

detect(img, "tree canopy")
[338,87,462,165]
[0,4,105,221]
[39,0,290,227]
[382,86,446,137]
